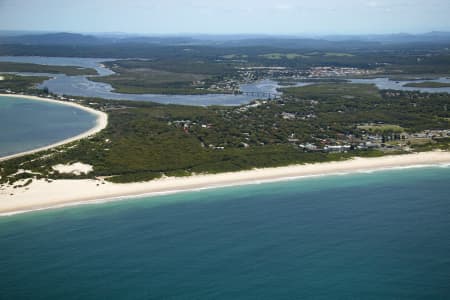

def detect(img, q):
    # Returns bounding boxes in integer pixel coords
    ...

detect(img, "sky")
[0,0,450,35]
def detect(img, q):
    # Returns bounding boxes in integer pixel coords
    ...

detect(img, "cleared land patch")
[0,62,98,76]
[259,53,309,60]
[403,81,450,88]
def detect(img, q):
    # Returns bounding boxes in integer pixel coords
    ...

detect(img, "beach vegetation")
[403,82,450,88]
[0,74,50,92]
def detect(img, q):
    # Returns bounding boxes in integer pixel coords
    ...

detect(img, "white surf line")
[1,161,449,217]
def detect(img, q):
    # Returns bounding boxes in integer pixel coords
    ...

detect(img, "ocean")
[0,95,97,157]
[1,166,449,299]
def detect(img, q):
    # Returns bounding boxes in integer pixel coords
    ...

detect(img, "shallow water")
[350,77,450,93]
[1,166,449,299]
[0,95,96,157]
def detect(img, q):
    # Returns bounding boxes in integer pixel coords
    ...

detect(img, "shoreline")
[1,151,449,216]
[0,93,108,162]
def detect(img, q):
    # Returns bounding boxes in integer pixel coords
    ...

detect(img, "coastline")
[1,151,449,216]
[0,93,108,162]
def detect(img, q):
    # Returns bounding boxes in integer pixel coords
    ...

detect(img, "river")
[1,56,449,106]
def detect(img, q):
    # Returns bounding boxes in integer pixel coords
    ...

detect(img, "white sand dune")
[52,162,93,175]
[1,151,449,216]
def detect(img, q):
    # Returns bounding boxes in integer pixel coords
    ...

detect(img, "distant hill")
[0,31,449,59]
[323,32,450,44]
[0,32,104,45]
[1,31,450,47]
[0,32,201,46]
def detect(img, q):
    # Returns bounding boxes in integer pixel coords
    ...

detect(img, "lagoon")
[0,95,97,158]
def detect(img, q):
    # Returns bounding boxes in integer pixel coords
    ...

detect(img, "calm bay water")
[0,95,96,157]
[1,166,449,299]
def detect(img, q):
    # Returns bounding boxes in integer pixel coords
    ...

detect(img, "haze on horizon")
[0,0,450,36]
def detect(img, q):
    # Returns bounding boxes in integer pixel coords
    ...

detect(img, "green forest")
[1,83,448,185]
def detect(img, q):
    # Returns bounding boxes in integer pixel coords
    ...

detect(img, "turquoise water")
[0,95,97,157]
[1,167,449,299]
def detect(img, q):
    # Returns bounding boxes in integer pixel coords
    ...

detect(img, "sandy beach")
[0,151,449,216]
[0,94,108,162]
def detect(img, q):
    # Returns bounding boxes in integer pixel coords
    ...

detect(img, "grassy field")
[92,59,238,95]
[357,124,405,133]
[0,74,50,92]
[324,52,355,57]
[0,62,98,76]
[91,68,209,94]
[403,81,450,88]
[222,54,248,59]
[282,83,382,100]
[259,53,309,60]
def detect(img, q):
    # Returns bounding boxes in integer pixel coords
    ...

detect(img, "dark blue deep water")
[1,167,450,299]
[0,95,97,157]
